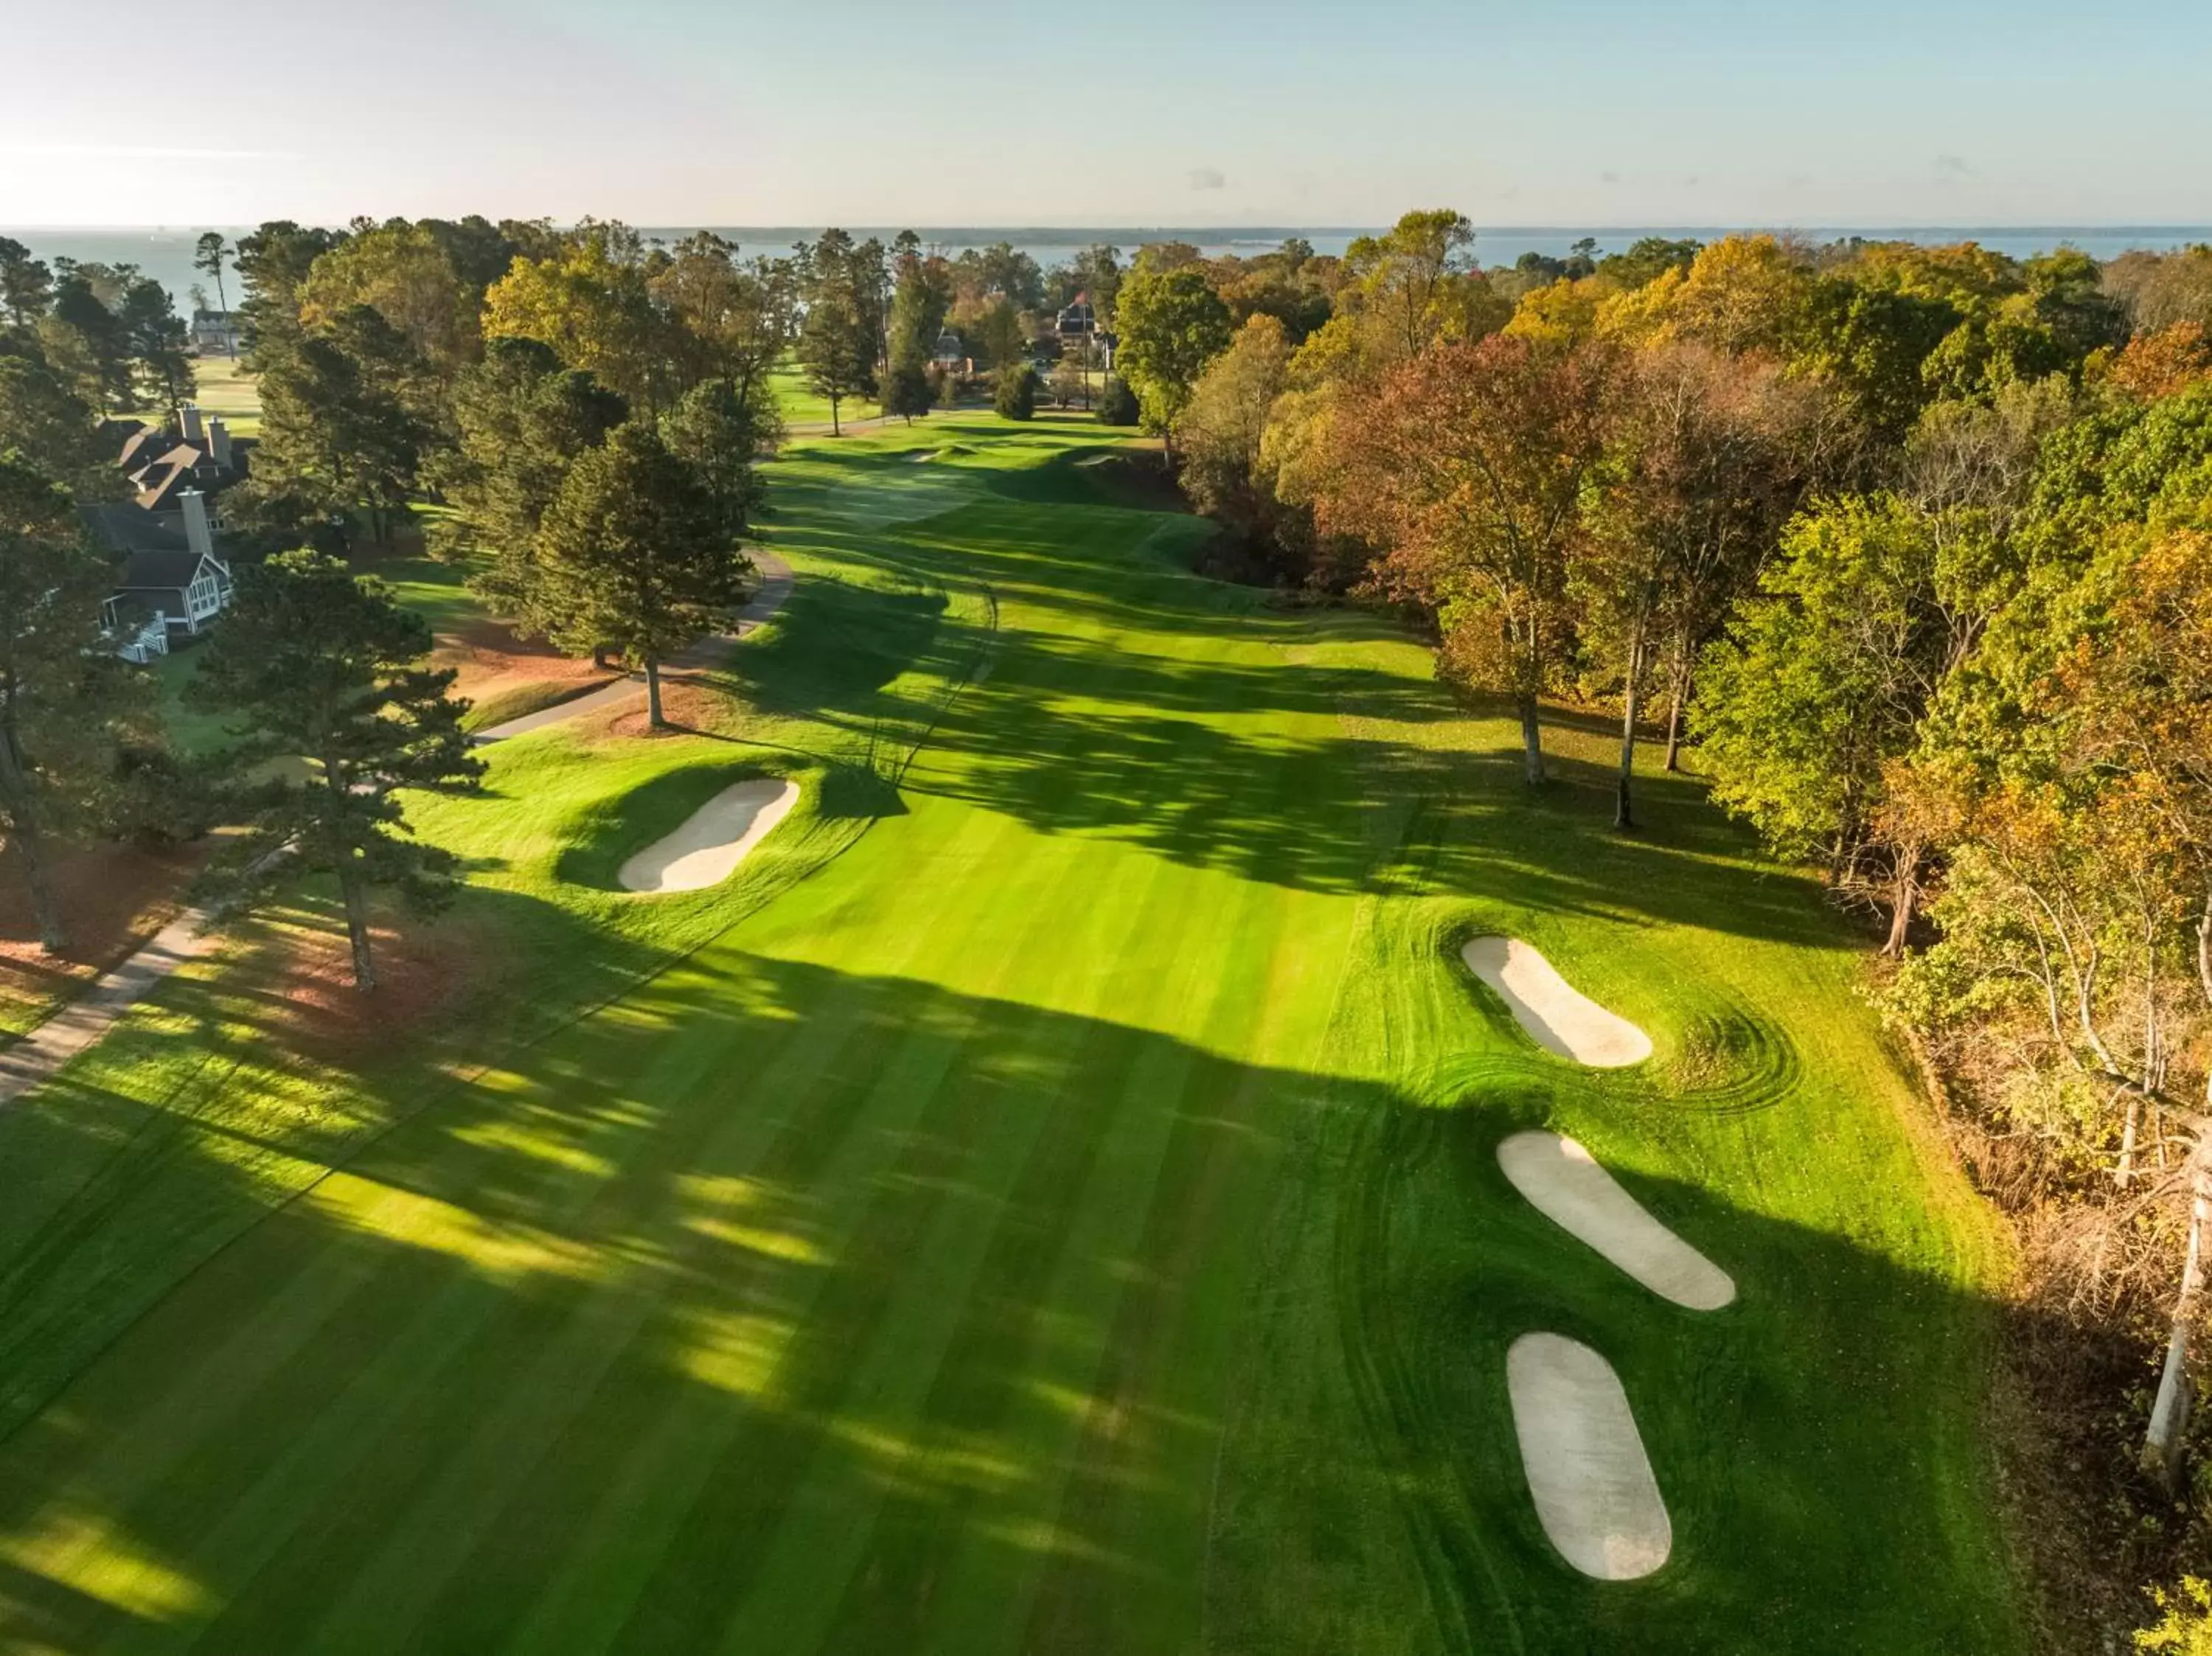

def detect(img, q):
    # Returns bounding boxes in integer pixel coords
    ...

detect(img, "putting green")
[0,414,2020,1651]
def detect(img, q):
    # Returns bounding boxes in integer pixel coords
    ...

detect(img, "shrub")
[994,365,1037,421]
[1097,376,1140,425]
[2139,1578,2212,1652]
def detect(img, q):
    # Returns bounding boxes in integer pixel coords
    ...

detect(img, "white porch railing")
[113,616,169,663]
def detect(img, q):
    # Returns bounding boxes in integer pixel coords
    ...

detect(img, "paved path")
[0,909,215,1107]
[472,549,796,743]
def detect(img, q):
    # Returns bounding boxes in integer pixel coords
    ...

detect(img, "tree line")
[1119,208,2212,1632]
[0,215,799,991]
[1,215,1150,998]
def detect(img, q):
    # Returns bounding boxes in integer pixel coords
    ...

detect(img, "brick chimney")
[208,418,232,467]
[180,490,214,561]
[178,403,204,442]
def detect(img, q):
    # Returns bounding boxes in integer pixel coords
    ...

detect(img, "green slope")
[0,414,2017,1652]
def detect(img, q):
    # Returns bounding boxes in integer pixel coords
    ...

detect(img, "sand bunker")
[1508,1332,1673,1580]
[1498,1132,1736,1310]
[1460,936,1652,1068]
[617,779,799,894]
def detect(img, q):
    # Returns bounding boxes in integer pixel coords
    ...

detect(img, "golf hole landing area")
[1508,1332,1673,1581]
[1460,936,1652,1067]
[617,778,799,893]
[1498,1132,1737,1310]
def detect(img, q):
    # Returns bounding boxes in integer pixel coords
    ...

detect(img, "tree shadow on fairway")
[895,653,1839,950]
[0,950,2052,1656]
[1205,1081,2054,1656]
[757,467,1846,951]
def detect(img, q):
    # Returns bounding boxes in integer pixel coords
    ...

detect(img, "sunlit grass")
[0,411,2020,1652]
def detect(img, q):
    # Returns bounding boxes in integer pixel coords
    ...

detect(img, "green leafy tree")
[993,363,1037,421]
[650,232,796,412]
[799,229,876,437]
[1694,493,2011,949]
[234,220,349,368]
[247,305,431,544]
[116,275,194,408]
[0,454,155,951]
[0,350,115,500]
[1112,265,1233,458]
[967,297,1027,371]
[662,377,768,537]
[48,264,132,410]
[886,244,953,372]
[482,223,664,411]
[1338,209,1492,362]
[298,219,477,372]
[1047,358,1087,410]
[881,361,933,424]
[534,422,749,728]
[1179,314,1299,567]
[187,551,482,991]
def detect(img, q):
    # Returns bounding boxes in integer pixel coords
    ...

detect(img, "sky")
[3,0,2210,229]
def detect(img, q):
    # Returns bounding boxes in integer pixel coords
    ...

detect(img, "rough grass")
[0,413,2021,1652]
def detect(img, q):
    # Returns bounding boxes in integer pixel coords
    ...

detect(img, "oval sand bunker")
[1498,1132,1736,1310]
[618,778,799,894]
[1461,936,1652,1068]
[1508,1332,1673,1580]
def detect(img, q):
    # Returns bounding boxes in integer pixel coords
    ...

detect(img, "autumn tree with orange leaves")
[1299,333,1614,784]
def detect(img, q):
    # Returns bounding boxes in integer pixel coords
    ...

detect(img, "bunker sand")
[1460,936,1652,1067]
[1507,1332,1673,1581]
[1498,1131,1737,1310]
[617,779,799,894]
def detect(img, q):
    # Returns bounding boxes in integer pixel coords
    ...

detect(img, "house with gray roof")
[83,490,235,661]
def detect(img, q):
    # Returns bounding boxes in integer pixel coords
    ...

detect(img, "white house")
[192,308,242,355]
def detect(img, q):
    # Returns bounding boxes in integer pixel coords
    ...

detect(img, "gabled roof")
[115,548,213,594]
[81,502,190,557]
[118,425,172,473]
[131,445,223,512]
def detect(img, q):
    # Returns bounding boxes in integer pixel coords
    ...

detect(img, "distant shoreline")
[10,223,2205,310]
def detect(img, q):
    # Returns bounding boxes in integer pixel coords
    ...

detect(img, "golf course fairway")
[0,414,2019,1652]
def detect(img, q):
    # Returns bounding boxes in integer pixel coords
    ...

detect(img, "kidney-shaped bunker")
[618,778,800,894]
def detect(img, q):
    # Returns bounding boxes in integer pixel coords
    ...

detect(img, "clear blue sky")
[4,0,2208,228]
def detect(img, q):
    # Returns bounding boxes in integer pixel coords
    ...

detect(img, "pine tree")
[0,454,156,952]
[186,551,483,991]
[534,422,748,729]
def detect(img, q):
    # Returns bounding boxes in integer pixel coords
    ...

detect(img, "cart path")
[472,548,796,743]
[0,909,215,1108]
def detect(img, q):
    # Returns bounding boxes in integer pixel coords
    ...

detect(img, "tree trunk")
[1882,857,1916,959]
[2120,1091,2142,1187]
[339,862,377,993]
[1518,695,1545,787]
[2146,1131,2212,1488]
[0,733,66,953]
[1663,631,1691,773]
[645,657,666,729]
[1615,621,1645,831]
[829,394,841,438]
